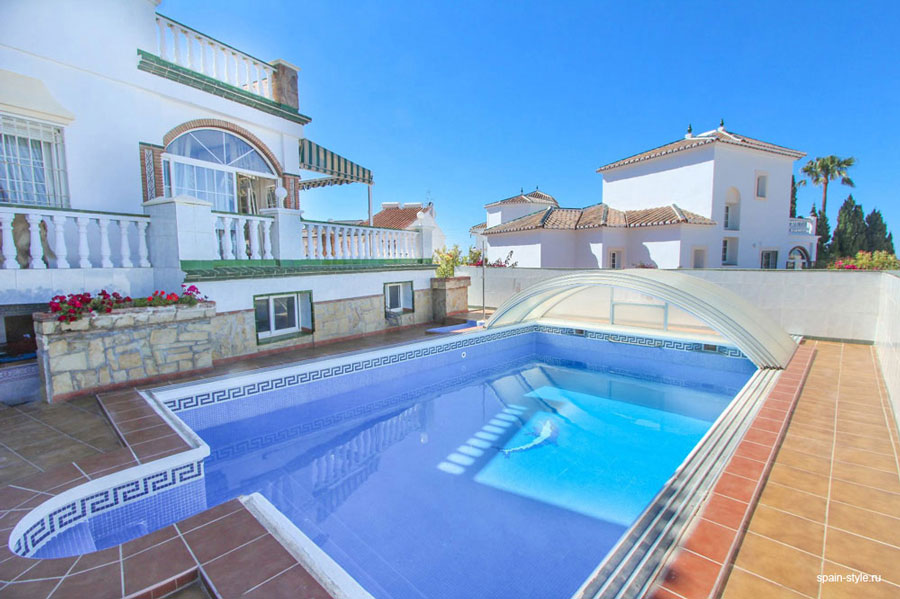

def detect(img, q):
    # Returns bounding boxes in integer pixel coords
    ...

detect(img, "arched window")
[162,129,276,213]
[787,246,810,270]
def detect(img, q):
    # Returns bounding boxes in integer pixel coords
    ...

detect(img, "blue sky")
[163,0,899,249]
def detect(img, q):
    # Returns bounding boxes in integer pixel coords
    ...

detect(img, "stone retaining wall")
[34,302,215,401]
[209,290,434,360]
[431,276,471,320]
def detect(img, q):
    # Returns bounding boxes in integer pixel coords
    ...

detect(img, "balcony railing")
[214,212,273,261]
[789,217,816,235]
[154,14,275,101]
[300,220,420,260]
[0,204,151,270]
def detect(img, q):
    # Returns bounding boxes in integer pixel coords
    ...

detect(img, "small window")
[254,292,313,340]
[722,238,738,266]
[0,113,69,207]
[384,282,414,314]
[756,175,768,198]
[608,249,623,269]
[760,250,778,269]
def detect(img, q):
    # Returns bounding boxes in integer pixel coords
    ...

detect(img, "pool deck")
[2,333,899,598]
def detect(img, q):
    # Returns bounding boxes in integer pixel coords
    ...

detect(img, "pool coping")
[647,342,816,599]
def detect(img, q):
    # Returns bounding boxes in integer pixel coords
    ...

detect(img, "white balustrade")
[214,213,273,261]
[155,15,275,101]
[0,206,151,270]
[789,217,816,235]
[297,221,422,264]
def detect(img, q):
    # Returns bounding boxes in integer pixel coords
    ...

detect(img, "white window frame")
[0,112,70,208]
[254,292,313,340]
[755,172,768,199]
[162,153,278,213]
[722,237,738,266]
[608,248,624,269]
[384,281,414,314]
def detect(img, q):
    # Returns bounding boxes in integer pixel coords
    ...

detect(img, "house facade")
[0,0,439,362]
[471,126,818,270]
[348,201,446,251]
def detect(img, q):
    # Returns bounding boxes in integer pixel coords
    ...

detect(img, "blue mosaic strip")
[13,461,204,558]
[164,324,746,413]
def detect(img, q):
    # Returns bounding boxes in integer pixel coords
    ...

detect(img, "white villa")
[0,1,441,364]
[471,125,819,270]
[346,201,446,251]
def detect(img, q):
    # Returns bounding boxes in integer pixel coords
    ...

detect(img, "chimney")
[381,202,400,210]
[684,123,693,139]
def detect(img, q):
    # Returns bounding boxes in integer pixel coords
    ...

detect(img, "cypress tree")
[790,176,799,218]
[864,209,895,253]
[812,204,831,265]
[832,195,867,258]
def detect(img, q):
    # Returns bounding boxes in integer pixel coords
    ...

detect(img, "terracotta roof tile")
[597,128,805,172]
[485,189,559,208]
[366,203,434,230]
[483,203,714,235]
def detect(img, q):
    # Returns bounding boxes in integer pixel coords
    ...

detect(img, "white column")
[156,19,168,61]
[118,219,133,268]
[170,24,181,65]
[25,213,46,269]
[76,216,91,268]
[52,215,69,268]
[337,227,346,259]
[98,218,113,268]
[323,225,333,259]
[310,225,319,258]
[261,219,273,259]
[351,228,359,259]
[0,213,19,269]
[220,216,234,260]
[300,223,309,259]
[137,221,151,267]
[249,219,261,260]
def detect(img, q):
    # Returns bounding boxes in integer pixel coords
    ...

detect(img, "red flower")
[167,293,179,301]
[49,302,61,312]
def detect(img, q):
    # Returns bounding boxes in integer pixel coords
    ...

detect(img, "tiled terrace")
[2,334,899,598]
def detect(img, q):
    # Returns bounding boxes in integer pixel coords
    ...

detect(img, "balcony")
[789,216,816,235]
[138,15,310,125]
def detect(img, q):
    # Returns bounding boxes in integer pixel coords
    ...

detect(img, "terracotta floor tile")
[752,417,783,434]
[835,417,893,438]
[682,518,736,563]
[824,527,900,585]
[12,555,77,581]
[50,561,123,599]
[784,423,833,443]
[0,554,41,583]
[830,479,900,518]
[758,482,827,522]
[746,504,824,555]
[831,461,900,494]
[836,409,887,427]
[122,537,195,596]
[0,577,61,599]
[767,462,829,497]
[660,549,721,599]
[834,431,895,455]
[833,445,898,475]
[646,587,684,599]
[182,508,267,564]
[714,472,758,503]
[780,435,832,459]
[819,560,899,599]
[67,546,120,575]
[176,500,243,534]
[115,414,165,435]
[241,563,330,599]
[122,525,178,558]
[743,427,778,448]
[123,424,177,447]
[733,532,821,596]
[725,455,767,481]
[775,447,832,475]
[201,534,297,598]
[701,493,748,530]
[132,435,189,462]
[0,486,38,510]
[720,567,811,599]
[74,449,135,477]
[735,441,773,463]
[828,501,900,549]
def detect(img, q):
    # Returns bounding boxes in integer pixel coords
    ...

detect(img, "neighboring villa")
[345,201,446,251]
[471,126,819,270]
[0,1,441,364]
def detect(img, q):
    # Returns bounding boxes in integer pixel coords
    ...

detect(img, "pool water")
[182,357,745,599]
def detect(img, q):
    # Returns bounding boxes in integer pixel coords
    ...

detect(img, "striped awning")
[299,139,373,185]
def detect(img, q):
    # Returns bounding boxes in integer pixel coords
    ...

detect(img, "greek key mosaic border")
[13,461,204,558]
[164,325,746,413]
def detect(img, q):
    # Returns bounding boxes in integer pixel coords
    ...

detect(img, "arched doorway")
[787,246,810,270]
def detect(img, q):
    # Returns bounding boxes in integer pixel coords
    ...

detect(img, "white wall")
[876,273,900,419]
[197,268,436,313]
[484,231,543,267]
[0,0,305,215]
[601,145,716,217]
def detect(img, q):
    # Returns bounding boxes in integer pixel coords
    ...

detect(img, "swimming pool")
[12,324,758,598]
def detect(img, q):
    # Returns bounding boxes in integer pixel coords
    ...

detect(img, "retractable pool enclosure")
[486,270,796,369]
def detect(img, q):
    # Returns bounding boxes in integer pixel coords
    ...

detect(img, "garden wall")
[876,273,900,418]
[34,302,215,401]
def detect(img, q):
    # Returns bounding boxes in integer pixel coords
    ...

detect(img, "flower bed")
[49,285,205,322]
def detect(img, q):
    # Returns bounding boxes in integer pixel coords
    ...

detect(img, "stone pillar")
[143,196,218,291]
[271,59,300,110]
[431,276,471,322]
[415,212,435,261]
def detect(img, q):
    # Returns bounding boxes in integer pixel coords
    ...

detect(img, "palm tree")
[800,155,856,215]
